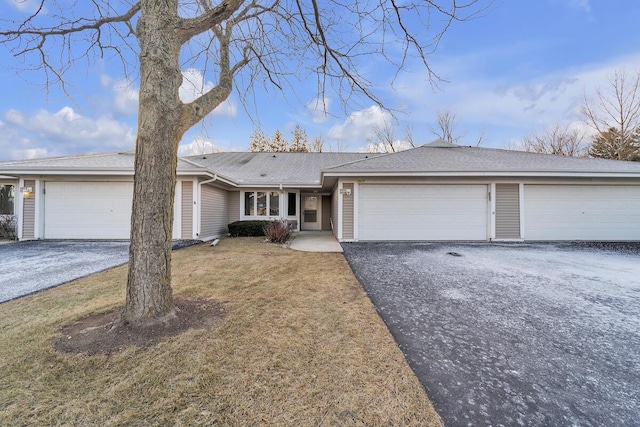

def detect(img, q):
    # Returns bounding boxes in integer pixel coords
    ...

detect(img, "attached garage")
[524,185,640,240]
[358,184,489,240]
[44,181,134,239]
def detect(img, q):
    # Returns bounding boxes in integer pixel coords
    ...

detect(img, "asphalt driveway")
[342,242,640,426]
[0,240,200,303]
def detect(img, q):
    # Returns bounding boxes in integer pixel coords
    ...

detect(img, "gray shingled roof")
[325,145,640,174]
[184,152,370,185]
[0,152,204,172]
[2,146,639,186]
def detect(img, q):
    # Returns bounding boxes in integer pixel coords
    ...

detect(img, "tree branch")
[176,0,245,43]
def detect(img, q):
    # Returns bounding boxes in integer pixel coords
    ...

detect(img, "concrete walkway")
[289,231,343,253]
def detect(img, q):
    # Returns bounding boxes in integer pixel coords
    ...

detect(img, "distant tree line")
[249,125,324,152]
[520,68,640,161]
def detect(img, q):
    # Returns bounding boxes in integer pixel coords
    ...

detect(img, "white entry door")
[301,195,321,230]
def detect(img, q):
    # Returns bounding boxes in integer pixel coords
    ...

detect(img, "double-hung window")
[244,191,279,217]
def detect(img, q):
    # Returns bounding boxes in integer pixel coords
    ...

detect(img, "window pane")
[257,192,267,216]
[270,192,279,216]
[288,193,296,216]
[0,185,15,215]
[244,192,255,216]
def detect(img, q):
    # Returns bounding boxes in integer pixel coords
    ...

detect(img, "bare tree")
[518,124,588,157]
[431,110,467,144]
[311,136,324,153]
[583,69,640,160]
[1,0,487,325]
[404,125,416,148]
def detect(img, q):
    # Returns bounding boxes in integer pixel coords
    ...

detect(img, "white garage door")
[358,184,488,240]
[44,182,133,239]
[524,185,640,240]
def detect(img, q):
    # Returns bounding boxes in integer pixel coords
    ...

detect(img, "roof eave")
[322,171,640,178]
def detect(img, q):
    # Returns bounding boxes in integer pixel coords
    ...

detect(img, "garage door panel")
[358,184,488,241]
[44,182,134,239]
[524,185,640,240]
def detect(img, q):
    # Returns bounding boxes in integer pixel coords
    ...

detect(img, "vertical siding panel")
[342,183,354,240]
[495,183,520,239]
[331,187,339,237]
[22,179,35,239]
[200,185,229,238]
[181,181,193,239]
[228,191,240,223]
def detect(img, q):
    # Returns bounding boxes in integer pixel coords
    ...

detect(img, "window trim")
[241,190,281,219]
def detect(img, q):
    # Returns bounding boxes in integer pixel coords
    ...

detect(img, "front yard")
[0,238,440,426]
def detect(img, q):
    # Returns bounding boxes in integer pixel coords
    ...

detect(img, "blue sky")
[1,0,639,160]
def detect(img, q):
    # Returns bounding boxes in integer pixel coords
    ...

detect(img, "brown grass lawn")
[0,237,441,426]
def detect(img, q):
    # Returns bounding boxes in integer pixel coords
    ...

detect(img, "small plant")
[0,215,16,239]
[263,220,292,244]
[228,220,269,237]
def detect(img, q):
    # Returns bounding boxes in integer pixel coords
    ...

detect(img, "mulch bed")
[54,297,227,355]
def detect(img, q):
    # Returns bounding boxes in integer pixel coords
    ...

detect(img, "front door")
[301,195,321,230]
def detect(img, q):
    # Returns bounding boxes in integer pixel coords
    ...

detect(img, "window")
[243,191,280,217]
[244,192,255,216]
[269,192,279,216]
[257,192,267,215]
[0,185,14,215]
[287,192,296,216]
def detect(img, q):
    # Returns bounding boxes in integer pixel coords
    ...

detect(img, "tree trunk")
[122,1,183,325]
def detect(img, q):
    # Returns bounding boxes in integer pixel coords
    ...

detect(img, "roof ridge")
[0,150,127,166]
[323,146,424,170]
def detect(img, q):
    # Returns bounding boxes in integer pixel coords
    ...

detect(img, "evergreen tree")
[289,125,310,152]
[248,129,270,152]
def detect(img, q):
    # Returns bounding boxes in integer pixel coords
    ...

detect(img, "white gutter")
[178,157,238,187]
[321,171,640,179]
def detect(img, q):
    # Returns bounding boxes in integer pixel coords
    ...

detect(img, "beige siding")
[22,180,35,239]
[228,191,240,223]
[200,185,229,238]
[495,183,520,239]
[321,195,331,231]
[331,187,339,236]
[181,181,193,239]
[342,183,354,240]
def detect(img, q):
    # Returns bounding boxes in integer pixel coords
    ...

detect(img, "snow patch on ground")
[343,242,640,426]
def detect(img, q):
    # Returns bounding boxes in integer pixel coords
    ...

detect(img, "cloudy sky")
[1,0,639,160]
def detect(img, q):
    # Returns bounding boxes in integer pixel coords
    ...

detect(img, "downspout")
[196,174,217,239]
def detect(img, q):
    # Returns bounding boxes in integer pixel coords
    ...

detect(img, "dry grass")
[0,238,441,426]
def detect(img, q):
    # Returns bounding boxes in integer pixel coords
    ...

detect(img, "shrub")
[0,215,16,239]
[263,220,292,244]
[228,220,269,237]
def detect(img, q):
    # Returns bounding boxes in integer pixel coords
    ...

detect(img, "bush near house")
[228,220,270,237]
[263,220,292,244]
[0,215,16,239]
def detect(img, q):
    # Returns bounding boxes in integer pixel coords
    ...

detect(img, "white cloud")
[307,97,331,123]
[393,54,640,143]
[6,0,43,13]
[566,0,591,12]
[178,136,222,156]
[327,105,393,143]
[358,140,413,153]
[0,107,135,160]
[112,79,139,115]
[179,69,237,118]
